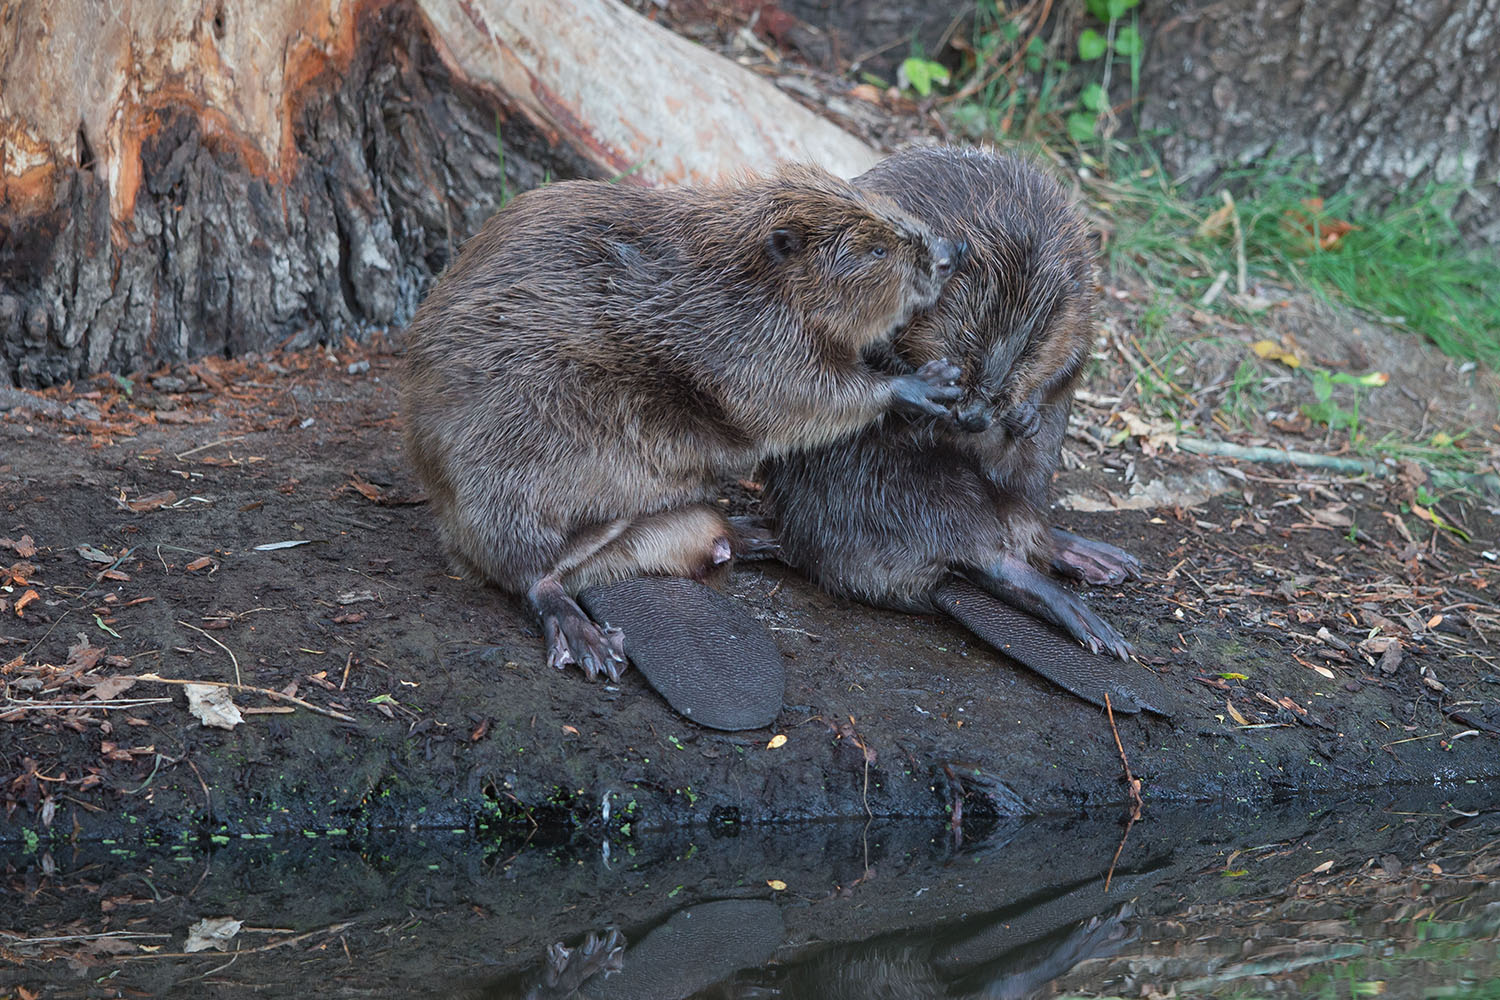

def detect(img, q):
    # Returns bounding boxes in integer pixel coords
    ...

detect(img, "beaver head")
[717,164,957,352]
[855,147,1095,434]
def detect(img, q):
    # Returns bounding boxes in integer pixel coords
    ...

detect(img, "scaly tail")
[577,576,784,731]
[933,578,1174,716]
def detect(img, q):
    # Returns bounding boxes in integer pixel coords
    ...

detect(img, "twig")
[1103,694,1142,893]
[128,674,357,723]
[179,620,241,686]
[175,434,248,459]
[1178,437,1379,476]
[1104,694,1142,818]
[2,697,174,712]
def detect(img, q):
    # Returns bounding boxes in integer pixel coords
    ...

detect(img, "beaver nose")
[932,237,957,280]
[955,400,991,432]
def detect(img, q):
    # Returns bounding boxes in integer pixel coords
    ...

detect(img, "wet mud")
[1,345,1497,850]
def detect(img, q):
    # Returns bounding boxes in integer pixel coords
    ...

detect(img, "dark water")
[4,787,1498,998]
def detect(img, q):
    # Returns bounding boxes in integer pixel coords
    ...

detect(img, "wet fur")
[764,147,1131,657]
[401,165,954,674]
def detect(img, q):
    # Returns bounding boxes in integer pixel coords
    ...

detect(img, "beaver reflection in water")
[765,147,1149,680]
[402,165,960,681]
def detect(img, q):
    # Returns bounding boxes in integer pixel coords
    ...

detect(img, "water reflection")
[3,789,1497,998]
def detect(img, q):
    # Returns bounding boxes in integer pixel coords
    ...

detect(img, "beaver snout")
[955,399,992,432]
[932,237,958,280]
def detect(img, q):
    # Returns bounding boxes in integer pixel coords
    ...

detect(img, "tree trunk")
[1137,0,1499,245]
[0,0,874,387]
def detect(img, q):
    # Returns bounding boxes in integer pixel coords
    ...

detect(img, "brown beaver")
[763,147,1169,712]
[402,165,960,683]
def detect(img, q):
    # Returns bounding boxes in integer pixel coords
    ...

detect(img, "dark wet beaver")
[764,148,1164,710]
[401,164,960,682]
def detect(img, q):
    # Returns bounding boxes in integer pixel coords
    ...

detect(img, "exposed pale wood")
[0,0,875,386]
[419,0,877,184]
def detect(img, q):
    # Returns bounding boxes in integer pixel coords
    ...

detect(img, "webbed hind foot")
[529,578,628,681]
[1051,528,1142,586]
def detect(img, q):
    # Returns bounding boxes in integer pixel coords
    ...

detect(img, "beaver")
[763,147,1169,712]
[402,164,961,684]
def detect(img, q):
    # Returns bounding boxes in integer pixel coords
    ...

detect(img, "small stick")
[179,620,241,686]
[129,674,357,723]
[1103,693,1142,892]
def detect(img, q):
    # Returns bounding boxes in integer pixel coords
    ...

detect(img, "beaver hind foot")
[1051,528,1143,586]
[578,576,784,731]
[529,578,628,681]
[971,554,1132,661]
[935,579,1174,716]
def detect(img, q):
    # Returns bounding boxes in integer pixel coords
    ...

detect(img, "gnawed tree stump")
[0,0,874,387]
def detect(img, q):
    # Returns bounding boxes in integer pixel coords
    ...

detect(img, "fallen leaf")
[336,590,377,605]
[766,879,787,891]
[1226,699,1251,726]
[1311,860,1334,874]
[349,476,383,501]
[1195,196,1236,241]
[0,534,36,558]
[185,556,215,572]
[87,675,139,700]
[14,589,40,615]
[1,560,36,585]
[185,684,243,729]
[1250,339,1302,369]
[766,734,787,749]
[253,540,311,551]
[118,490,177,512]
[184,916,242,953]
[76,544,114,564]
[561,724,579,735]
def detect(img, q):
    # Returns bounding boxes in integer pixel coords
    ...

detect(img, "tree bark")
[1137,0,1500,245]
[0,0,874,387]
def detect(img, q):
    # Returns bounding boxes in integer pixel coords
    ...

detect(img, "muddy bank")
[1,344,1498,847]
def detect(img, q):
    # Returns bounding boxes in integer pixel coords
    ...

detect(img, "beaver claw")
[1001,397,1043,441]
[892,358,963,417]
[975,554,1133,661]
[530,578,629,681]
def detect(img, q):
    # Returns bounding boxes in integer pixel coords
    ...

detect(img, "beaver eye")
[869,245,888,258]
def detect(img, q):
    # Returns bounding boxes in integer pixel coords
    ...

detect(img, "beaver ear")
[767,227,804,262]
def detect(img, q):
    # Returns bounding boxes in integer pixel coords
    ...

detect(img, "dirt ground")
[2,281,1499,846]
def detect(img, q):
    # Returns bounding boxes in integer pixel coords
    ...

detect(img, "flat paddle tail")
[934,579,1174,716]
[578,576,784,731]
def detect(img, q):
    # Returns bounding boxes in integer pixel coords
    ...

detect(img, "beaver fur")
[764,147,1142,665]
[402,164,960,681]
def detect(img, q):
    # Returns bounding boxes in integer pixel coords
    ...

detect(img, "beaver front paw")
[891,358,963,418]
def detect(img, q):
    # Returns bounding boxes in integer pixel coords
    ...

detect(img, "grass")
[1082,149,1500,371]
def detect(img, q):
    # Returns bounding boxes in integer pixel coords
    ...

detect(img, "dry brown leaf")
[185,556,215,572]
[185,684,243,729]
[350,476,382,501]
[88,675,139,700]
[184,916,242,953]
[120,490,177,512]
[1226,699,1251,726]
[0,534,37,558]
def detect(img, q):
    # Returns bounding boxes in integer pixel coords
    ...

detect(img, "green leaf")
[1080,82,1108,112]
[1066,111,1099,143]
[1085,0,1110,19]
[899,57,949,97]
[1113,25,1142,55]
[1078,29,1108,60]
[1106,0,1138,18]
